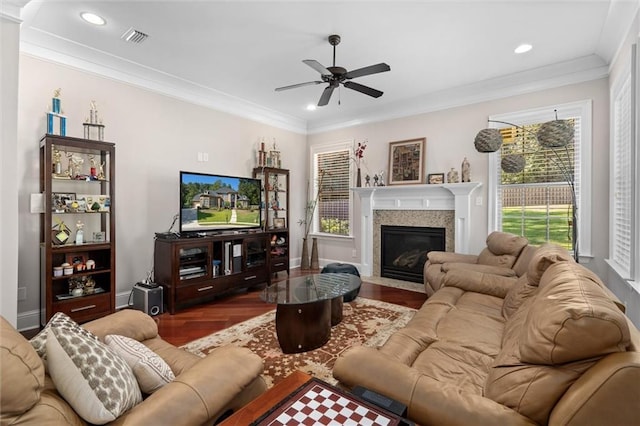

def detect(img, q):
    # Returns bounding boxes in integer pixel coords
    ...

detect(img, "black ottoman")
[321,263,361,302]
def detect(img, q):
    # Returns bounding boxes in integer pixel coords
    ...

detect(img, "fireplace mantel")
[353,182,482,276]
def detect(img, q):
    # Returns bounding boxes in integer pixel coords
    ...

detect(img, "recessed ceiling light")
[514,43,533,54]
[306,104,317,111]
[80,12,106,26]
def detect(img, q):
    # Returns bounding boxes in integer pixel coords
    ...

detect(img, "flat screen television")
[179,171,262,234]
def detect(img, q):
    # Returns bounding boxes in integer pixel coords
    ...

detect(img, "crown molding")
[20,34,308,134]
[306,55,609,134]
[21,27,608,137]
[0,0,28,23]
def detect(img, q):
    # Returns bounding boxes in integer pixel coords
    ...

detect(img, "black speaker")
[132,284,163,316]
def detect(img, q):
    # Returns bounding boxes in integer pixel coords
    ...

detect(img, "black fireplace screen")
[381,225,446,283]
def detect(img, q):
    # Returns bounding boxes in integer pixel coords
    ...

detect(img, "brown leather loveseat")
[334,244,640,425]
[1,309,267,425]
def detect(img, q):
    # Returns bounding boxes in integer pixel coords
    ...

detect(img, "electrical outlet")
[18,287,27,301]
[203,152,209,162]
[475,196,483,206]
[197,152,203,162]
[352,249,357,258]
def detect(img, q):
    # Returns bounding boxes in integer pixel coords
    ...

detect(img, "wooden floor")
[156,269,428,347]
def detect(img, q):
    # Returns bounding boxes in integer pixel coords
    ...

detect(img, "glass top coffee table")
[261,273,362,354]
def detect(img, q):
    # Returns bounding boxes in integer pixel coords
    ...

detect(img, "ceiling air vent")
[121,28,148,44]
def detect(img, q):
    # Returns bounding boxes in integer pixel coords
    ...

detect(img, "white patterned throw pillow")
[30,312,99,368]
[105,334,175,393]
[46,325,142,424]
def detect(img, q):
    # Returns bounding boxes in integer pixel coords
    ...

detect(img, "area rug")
[181,298,416,388]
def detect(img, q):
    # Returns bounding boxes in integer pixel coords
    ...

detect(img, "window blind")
[611,75,633,279]
[316,149,350,235]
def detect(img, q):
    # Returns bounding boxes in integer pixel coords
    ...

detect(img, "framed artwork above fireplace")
[388,138,425,185]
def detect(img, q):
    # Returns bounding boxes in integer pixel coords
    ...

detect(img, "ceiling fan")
[275,34,391,107]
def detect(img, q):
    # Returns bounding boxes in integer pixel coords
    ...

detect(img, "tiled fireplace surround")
[353,183,482,277]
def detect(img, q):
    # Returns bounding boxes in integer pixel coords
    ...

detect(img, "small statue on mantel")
[365,174,371,187]
[447,167,459,183]
[461,157,471,182]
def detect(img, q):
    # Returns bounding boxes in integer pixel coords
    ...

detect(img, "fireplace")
[381,225,445,283]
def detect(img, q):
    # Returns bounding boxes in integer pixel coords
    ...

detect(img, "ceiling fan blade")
[318,84,336,106]
[275,81,323,91]
[344,63,391,79]
[343,81,383,98]
[303,59,332,76]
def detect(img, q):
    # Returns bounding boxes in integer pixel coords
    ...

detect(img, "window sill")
[308,233,354,242]
[605,258,640,294]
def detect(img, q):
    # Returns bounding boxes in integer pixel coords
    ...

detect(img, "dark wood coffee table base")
[275,298,331,353]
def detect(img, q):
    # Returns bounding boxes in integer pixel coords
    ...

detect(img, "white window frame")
[487,100,593,258]
[608,41,639,283]
[309,140,354,239]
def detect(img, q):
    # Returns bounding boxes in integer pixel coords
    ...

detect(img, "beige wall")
[16,54,307,329]
[308,79,610,275]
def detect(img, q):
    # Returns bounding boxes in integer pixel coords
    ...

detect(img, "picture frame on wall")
[388,138,426,185]
[428,173,445,184]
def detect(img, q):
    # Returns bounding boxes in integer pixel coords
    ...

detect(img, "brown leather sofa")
[1,309,267,425]
[424,231,536,296]
[334,244,640,425]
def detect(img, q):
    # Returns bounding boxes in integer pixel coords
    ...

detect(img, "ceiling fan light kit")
[275,34,391,107]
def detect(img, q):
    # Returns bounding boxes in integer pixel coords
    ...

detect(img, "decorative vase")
[356,167,362,187]
[310,237,319,269]
[301,237,310,269]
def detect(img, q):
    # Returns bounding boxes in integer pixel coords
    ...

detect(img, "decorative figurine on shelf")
[462,157,471,182]
[365,174,371,187]
[89,155,97,179]
[70,154,84,179]
[268,139,281,168]
[66,152,74,177]
[83,100,105,141]
[373,174,379,186]
[257,137,267,167]
[97,161,106,180]
[378,171,386,186]
[447,167,459,183]
[46,88,67,136]
[75,220,84,245]
[52,146,63,176]
[52,218,71,245]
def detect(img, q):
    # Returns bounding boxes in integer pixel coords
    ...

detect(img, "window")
[488,101,592,257]
[608,42,638,282]
[311,142,352,236]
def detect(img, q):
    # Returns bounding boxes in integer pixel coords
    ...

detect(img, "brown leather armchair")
[424,231,535,296]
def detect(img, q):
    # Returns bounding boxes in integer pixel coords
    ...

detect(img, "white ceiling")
[17,0,639,133]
